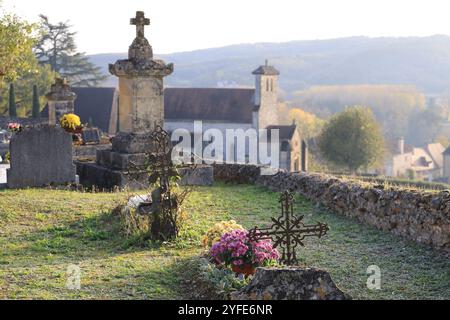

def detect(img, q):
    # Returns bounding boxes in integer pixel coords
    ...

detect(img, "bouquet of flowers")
[7,122,22,133]
[60,114,82,132]
[209,229,279,276]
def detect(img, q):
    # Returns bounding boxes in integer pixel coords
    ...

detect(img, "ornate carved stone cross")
[248,191,329,266]
[131,11,150,38]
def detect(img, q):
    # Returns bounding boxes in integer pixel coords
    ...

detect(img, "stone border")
[213,164,450,250]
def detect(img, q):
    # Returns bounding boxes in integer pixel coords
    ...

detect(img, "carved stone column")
[46,78,77,125]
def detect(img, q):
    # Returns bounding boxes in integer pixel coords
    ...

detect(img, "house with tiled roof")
[385,138,445,181]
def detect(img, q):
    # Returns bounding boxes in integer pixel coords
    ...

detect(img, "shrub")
[209,229,279,268]
[202,220,245,248]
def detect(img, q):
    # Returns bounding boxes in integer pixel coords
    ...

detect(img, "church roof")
[42,87,258,131]
[266,125,297,140]
[252,65,280,76]
[164,88,255,123]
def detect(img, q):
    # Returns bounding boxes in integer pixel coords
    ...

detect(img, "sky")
[3,0,450,55]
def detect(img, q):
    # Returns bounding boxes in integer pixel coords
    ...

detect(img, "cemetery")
[0,9,448,301]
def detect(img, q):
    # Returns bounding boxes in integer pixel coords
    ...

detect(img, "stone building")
[41,66,303,172]
[384,138,445,181]
[443,147,450,183]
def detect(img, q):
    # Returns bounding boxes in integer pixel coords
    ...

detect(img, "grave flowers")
[202,220,245,248]
[60,113,82,133]
[209,229,280,277]
[7,122,22,133]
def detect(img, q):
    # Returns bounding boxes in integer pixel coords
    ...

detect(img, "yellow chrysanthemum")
[60,114,81,130]
[202,220,245,248]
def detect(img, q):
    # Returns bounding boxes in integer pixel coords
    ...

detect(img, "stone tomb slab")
[7,125,76,189]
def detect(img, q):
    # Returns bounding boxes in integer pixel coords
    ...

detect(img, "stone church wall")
[213,164,450,251]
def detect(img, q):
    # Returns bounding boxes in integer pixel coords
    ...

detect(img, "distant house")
[385,138,445,181]
[443,147,450,183]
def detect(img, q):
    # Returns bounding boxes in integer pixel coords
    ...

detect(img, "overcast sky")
[3,0,450,55]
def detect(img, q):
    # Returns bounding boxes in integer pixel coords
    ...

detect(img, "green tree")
[32,84,40,118]
[35,15,106,86]
[8,83,17,117]
[0,64,56,116]
[0,13,38,85]
[318,106,385,173]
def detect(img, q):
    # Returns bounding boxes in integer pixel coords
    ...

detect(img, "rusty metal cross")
[248,191,329,266]
[130,11,150,38]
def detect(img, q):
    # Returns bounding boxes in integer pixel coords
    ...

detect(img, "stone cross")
[131,11,150,38]
[248,191,329,265]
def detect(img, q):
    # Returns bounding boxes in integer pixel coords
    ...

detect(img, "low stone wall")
[213,164,450,250]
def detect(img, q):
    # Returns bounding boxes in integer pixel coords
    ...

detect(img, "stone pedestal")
[46,78,77,125]
[231,267,351,300]
[77,11,173,190]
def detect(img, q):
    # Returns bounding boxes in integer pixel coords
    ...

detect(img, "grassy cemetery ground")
[0,183,448,300]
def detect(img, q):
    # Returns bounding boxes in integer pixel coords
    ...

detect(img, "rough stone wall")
[213,164,450,250]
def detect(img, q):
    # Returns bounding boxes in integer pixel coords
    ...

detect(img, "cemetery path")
[0,184,448,300]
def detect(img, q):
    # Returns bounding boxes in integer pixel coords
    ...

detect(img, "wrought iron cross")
[248,191,329,266]
[130,11,150,38]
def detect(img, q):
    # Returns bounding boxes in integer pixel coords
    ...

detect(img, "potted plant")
[209,229,280,277]
[59,113,82,133]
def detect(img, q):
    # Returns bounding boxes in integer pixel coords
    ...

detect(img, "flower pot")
[232,264,256,277]
[65,127,83,134]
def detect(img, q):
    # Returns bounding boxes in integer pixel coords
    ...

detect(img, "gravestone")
[82,128,101,145]
[7,125,76,188]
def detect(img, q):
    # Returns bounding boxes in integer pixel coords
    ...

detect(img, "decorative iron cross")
[130,11,150,38]
[248,191,329,266]
[147,125,173,193]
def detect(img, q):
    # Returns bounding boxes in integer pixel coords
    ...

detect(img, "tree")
[8,83,17,117]
[318,106,385,173]
[0,63,56,116]
[32,84,40,118]
[288,108,325,139]
[35,15,106,86]
[0,13,38,85]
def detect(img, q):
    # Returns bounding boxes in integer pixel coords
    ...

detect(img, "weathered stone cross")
[248,191,329,266]
[130,11,150,38]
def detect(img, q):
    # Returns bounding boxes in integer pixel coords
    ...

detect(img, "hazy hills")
[88,36,450,96]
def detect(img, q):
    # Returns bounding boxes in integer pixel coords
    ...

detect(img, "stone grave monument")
[46,78,77,125]
[7,125,76,189]
[77,11,174,190]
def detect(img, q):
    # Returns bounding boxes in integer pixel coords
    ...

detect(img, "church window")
[270,79,274,92]
[266,79,270,92]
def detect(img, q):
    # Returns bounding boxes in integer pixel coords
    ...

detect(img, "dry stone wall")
[213,164,450,250]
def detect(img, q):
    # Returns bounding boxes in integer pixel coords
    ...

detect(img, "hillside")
[89,36,450,95]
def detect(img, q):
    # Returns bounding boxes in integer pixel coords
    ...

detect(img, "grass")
[0,183,448,300]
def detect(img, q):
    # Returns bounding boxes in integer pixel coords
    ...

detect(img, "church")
[61,62,303,172]
[42,12,304,172]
